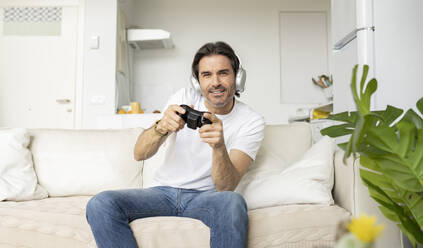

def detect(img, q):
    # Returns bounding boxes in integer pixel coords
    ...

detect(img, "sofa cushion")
[29,128,144,196]
[0,195,350,248]
[0,128,47,201]
[130,216,210,248]
[0,196,95,248]
[129,204,350,248]
[248,204,350,247]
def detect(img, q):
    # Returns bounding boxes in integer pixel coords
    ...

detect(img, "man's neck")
[204,98,235,115]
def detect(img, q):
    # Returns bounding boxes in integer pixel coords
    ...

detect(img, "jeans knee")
[86,190,121,222]
[220,191,248,218]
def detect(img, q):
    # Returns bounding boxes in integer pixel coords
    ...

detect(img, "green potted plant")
[320,65,423,248]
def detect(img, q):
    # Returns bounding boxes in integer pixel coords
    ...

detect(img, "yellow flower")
[347,214,385,243]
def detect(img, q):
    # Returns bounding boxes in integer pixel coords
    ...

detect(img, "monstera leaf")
[321,65,423,247]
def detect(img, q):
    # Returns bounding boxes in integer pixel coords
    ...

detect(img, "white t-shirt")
[151,88,265,190]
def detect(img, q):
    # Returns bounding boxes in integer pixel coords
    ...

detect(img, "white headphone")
[190,54,246,94]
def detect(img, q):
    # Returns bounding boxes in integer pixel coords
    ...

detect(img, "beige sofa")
[0,123,402,248]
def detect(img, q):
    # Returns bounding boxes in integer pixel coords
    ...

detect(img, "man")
[86,41,265,248]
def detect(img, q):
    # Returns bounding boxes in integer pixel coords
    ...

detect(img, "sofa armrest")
[333,149,356,213]
[333,149,403,248]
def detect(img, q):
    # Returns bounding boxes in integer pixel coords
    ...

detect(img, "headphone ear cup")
[235,68,246,93]
[190,75,202,93]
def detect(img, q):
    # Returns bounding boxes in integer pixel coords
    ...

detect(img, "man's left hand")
[199,113,224,149]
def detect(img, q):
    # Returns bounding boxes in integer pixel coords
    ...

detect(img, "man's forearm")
[211,145,241,191]
[133,124,168,161]
[134,105,186,161]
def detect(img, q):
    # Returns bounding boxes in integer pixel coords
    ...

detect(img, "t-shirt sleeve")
[229,114,265,161]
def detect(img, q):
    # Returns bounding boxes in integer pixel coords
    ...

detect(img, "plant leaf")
[398,189,423,230]
[375,156,423,192]
[365,124,398,153]
[405,129,423,186]
[362,78,378,110]
[320,124,354,137]
[360,168,403,203]
[395,121,415,158]
[359,64,369,97]
[379,205,399,222]
[360,169,393,190]
[350,65,363,114]
[401,109,423,130]
[362,178,423,243]
[326,111,358,123]
[417,97,423,116]
[359,156,381,172]
[380,105,404,126]
[351,114,377,154]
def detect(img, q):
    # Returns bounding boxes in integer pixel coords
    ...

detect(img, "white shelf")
[127,29,174,49]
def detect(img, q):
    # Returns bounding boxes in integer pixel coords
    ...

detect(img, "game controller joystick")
[179,104,212,129]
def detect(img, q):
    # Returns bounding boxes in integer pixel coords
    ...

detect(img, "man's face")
[198,54,236,113]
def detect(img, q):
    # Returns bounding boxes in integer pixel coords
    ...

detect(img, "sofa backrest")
[142,122,312,188]
[255,123,312,168]
[26,123,312,195]
[29,128,144,196]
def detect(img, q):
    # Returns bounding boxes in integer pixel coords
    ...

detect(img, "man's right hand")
[156,104,187,134]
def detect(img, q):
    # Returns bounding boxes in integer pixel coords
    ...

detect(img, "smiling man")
[86,42,265,248]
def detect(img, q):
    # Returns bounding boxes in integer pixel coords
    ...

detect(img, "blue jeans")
[86,186,248,248]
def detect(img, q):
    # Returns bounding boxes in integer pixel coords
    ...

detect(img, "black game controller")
[179,104,212,129]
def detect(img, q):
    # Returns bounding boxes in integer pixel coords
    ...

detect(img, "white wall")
[81,0,118,128]
[373,0,423,112]
[331,0,423,115]
[129,0,331,124]
[331,0,358,113]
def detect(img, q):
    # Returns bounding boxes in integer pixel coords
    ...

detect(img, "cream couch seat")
[0,123,402,248]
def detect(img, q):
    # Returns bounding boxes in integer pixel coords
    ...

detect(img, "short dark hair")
[191,41,241,97]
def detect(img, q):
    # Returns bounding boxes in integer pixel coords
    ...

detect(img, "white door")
[0,6,79,128]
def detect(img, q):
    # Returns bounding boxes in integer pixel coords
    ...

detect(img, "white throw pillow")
[0,128,48,201]
[235,136,335,210]
[29,128,143,196]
